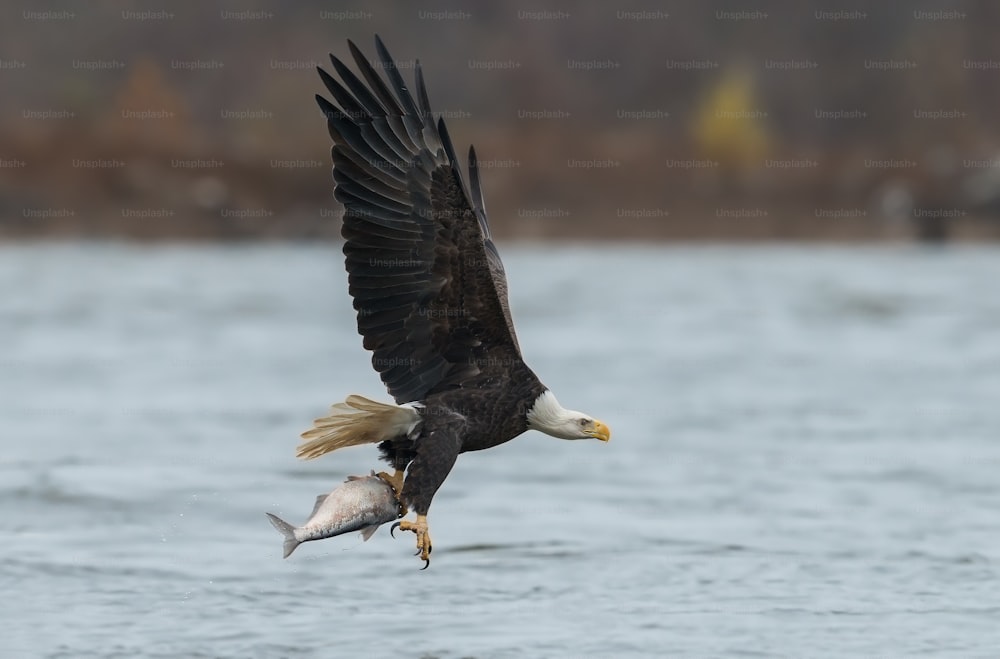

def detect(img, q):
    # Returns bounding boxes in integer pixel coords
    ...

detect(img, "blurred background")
[4,0,1000,242]
[7,3,1000,657]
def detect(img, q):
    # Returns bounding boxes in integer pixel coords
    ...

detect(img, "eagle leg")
[376,469,408,516]
[390,514,432,569]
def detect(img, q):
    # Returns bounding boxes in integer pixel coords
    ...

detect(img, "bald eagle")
[298,36,610,568]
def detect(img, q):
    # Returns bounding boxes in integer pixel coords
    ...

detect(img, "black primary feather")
[315,36,525,406]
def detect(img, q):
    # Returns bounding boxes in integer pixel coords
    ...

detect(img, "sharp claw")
[392,514,431,567]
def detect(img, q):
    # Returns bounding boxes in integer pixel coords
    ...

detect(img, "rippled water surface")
[4,244,1000,658]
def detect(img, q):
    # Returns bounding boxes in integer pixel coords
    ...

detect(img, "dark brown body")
[382,363,548,516]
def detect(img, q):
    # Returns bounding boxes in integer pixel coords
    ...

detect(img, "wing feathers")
[414,63,433,118]
[333,145,408,192]
[468,146,490,235]
[375,35,422,118]
[316,36,522,404]
[347,40,405,117]
[329,54,387,118]
[317,69,366,121]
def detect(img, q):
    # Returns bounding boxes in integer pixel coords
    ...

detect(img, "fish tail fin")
[265,513,300,559]
[296,395,422,460]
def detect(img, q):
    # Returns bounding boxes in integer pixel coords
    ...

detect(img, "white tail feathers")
[296,395,422,460]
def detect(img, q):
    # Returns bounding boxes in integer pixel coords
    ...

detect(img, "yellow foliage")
[692,71,770,169]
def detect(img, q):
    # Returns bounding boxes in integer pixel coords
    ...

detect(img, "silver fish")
[266,471,402,558]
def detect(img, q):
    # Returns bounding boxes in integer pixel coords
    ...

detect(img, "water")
[3,243,1000,658]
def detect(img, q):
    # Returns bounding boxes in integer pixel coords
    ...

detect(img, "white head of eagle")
[526,390,611,441]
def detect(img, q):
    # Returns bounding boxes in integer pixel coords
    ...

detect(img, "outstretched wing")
[467,146,520,352]
[317,36,522,405]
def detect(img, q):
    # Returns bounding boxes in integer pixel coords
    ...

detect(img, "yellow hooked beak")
[587,420,611,442]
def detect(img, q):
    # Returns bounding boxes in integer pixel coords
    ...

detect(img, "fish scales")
[266,471,402,558]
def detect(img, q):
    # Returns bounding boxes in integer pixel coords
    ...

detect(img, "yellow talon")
[376,469,408,517]
[390,514,432,568]
[376,469,405,496]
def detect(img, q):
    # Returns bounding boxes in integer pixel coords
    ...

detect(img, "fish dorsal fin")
[346,470,377,483]
[359,524,379,542]
[346,475,361,482]
[310,494,328,517]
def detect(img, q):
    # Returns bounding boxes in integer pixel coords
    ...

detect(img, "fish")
[266,471,402,558]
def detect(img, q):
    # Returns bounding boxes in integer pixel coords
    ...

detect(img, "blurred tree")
[692,67,772,194]
[105,58,191,152]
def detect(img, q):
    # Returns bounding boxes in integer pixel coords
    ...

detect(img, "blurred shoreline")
[4,122,998,242]
[4,1,1000,244]
[4,213,1000,243]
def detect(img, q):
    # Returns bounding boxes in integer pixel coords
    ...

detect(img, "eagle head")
[526,391,611,442]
